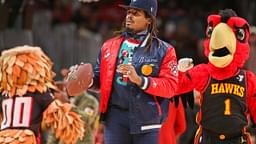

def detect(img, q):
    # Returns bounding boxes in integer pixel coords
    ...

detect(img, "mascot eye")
[206,26,213,38]
[236,28,246,41]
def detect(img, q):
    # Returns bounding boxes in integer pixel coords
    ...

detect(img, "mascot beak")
[209,23,236,68]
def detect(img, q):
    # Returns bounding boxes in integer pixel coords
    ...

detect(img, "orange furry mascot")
[0,46,84,144]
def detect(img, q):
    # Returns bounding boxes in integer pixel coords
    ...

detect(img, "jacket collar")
[122,30,148,41]
[122,30,150,48]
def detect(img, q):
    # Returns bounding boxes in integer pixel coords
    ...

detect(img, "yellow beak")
[209,23,236,68]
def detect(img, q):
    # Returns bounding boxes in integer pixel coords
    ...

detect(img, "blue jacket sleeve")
[92,50,101,89]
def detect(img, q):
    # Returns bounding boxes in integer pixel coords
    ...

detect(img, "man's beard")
[125,27,133,33]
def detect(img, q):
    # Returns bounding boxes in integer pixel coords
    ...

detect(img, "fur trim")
[0,129,37,144]
[43,100,85,144]
[0,45,56,97]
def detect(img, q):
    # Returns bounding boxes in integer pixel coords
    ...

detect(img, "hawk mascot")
[177,9,256,144]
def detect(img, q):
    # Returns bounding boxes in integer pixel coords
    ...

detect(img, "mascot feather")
[0,46,84,144]
[177,9,256,144]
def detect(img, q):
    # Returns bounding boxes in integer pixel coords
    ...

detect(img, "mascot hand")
[178,58,194,72]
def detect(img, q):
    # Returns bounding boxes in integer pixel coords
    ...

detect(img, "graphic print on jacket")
[116,39,139,86]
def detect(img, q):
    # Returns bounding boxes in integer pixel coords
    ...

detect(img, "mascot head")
[0,46,56,97]
[204,9,250,69]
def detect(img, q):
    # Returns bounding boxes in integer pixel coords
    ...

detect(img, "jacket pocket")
[132,93,161,124]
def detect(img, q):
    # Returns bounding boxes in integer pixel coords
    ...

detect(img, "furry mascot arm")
[172,59,209,108]
[176,64,209,95]
[43,100,85,144]
[246,71,256,123]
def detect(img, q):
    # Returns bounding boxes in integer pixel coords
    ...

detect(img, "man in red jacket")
[89,0,178,143]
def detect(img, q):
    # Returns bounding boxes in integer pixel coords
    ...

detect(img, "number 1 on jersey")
[224,98,231,115]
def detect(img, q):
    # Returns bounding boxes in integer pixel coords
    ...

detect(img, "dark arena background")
[0,0,255,143]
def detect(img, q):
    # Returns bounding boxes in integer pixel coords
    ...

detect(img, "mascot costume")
[177,9,256,144]
[0,46,86,144]
[159,97,186,144]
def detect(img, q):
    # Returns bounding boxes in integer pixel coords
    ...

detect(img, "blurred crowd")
[1,0,256,78]
[0,0,256,143]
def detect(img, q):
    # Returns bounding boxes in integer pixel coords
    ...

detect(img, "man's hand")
[116,64,142,86]
[54,89,70,103]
